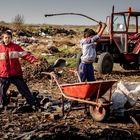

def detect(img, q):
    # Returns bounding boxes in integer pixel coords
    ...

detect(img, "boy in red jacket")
[0,30,38,110]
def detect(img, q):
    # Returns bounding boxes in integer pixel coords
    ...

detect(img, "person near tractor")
[0,30,38,111]
[79,22,106,82]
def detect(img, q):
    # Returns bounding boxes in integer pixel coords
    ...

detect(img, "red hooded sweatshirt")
[0,42,37,77]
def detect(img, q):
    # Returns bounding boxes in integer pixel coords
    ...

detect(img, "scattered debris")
[0,25,140,139]
[112,81,140,117]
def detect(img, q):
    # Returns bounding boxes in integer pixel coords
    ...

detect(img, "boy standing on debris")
[79,22,106,82]
[0,30,38,110]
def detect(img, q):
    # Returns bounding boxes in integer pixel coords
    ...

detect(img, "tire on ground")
[97,52,113,74]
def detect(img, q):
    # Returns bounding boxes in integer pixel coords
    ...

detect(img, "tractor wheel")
[89,97,110,122]
[97,52,113,74]
[76,52,82,71]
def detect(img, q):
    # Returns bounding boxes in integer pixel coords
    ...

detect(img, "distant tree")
[0,21,6,24]
[12,14,25,30]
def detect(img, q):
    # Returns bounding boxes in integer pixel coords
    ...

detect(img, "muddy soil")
[0,33,140,139]
[0,62,140,140]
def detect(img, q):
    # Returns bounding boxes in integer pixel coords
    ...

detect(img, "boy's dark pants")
[79,63,95,82]
[0,76,36,106]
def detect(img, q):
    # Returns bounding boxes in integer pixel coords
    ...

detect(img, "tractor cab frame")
[96,6,140,73]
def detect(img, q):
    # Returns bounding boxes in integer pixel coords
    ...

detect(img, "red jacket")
[0,42,37,77]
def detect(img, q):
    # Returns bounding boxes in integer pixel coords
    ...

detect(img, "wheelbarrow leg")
[63,100,74,119]
[84,103,90,116]
[62,96,72,118]
[62,95,65,117]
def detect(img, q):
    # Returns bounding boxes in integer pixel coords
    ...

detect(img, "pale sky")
[0,0,140,25]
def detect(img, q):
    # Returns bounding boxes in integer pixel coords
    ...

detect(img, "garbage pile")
[1,88,74,114]
[13,36,38,47]
[112,81,140,117]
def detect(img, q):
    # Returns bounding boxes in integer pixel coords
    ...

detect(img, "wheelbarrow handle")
[68,69,81,82]
[41,72,64,93]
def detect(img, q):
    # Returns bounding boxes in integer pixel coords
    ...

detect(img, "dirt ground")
[0,34,140,140]
[0,64,140,140]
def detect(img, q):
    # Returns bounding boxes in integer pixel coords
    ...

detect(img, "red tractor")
[95,6,140,73]
[45,6,140,74]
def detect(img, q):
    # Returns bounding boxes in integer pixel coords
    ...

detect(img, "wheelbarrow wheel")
[89,97,110,122]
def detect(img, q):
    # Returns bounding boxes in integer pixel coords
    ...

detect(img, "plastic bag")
[112,81,140,116]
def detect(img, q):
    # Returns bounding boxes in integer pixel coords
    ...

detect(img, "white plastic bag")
[117,81,140,106]
[112,81,140,116]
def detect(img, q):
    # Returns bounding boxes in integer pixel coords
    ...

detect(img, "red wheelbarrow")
[42,71,117,122]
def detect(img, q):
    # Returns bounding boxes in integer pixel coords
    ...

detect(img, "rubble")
[0,25,140,139]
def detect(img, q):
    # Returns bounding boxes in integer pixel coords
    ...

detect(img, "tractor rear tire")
[97,52,113,74]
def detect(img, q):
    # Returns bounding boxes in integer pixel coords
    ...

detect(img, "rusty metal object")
[45,12,100,23]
